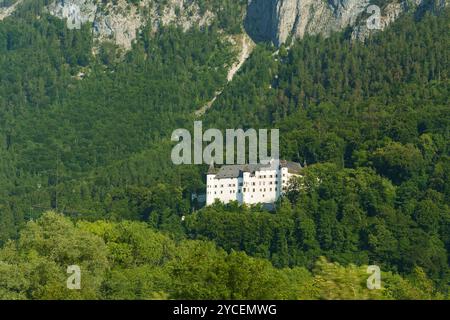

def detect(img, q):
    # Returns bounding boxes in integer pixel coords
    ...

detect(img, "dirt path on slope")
[195,33,254,117]
[0,0,23,21]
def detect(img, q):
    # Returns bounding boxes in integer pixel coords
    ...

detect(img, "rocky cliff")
[47,0,214,50]
[245,0,448,46]
[2,0,447,49]
[245,0,368,46]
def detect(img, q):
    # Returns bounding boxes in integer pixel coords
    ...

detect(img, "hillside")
[0,0,448,299]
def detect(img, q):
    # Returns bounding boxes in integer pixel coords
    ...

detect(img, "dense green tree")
[1,212,445,299]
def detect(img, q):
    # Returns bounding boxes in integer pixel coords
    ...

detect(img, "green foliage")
[0,212,444,299]
[191,9,449,293]
[187,164,449,292]
[0,2,448,300]
[0,8,233,237]
[0,212,108,299]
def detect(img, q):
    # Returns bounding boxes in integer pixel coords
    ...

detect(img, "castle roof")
[209,160,303,179]
[279,160,303,174]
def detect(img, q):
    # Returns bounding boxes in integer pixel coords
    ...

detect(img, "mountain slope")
[0,0,448,298]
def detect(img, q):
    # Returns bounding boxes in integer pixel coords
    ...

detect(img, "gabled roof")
[214,164,269,179]
[209,160,303,179]
[280,160,303,174]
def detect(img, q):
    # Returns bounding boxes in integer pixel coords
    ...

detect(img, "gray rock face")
[245,0,370,46]
[47,0,214,50]
[245,0,447,46]
[45,0,448,49]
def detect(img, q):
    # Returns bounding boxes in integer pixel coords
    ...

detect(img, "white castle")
[206,159,303,206]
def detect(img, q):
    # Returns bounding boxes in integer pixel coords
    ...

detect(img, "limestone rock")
[47,0,214,50]
[245,0,448,46]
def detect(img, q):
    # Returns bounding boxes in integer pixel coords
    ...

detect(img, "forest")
[0,1,448,299]
[0,211,444,299]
